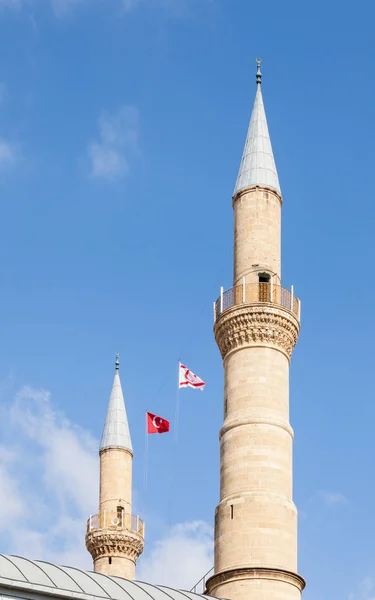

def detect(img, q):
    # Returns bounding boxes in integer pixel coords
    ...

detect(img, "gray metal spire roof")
[0,554,216,600]
[100,355,133,453]
[233,60,281,197]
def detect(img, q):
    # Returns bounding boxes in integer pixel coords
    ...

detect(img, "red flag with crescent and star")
[146,411,170,434]
[178,362,206,390]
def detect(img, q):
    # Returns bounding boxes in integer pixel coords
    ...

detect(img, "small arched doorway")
[258,272,271,302]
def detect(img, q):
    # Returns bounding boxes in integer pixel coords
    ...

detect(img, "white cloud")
[0,449,24,528]
[0,89,19,170]
[138,521,213,590]
[10,386,98,513]
[349,577,375,600]
[51,0,83,17]
[122,0,212,17]
[122,0,184,14]
[0,0,82,16]
[0,0,21,8]
[0,137,16,167]
[319,491,348,506]
[88,105,140,181]
[122,0,140,11]
[0,384,213,590]
[89,143,129,180]
[0,385,98,567]
[0,84,5,106]
[0,0,206,18]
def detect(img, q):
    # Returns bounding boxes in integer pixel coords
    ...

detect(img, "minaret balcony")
[86,511,144,537]
[214,282,300,322]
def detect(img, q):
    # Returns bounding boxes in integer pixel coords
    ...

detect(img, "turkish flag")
[147,411,170,434]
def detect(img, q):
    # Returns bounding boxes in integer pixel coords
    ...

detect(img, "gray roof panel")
[111,578,159,600]
[89,572,133,600]
[58,567,111,597]
[157,586,197,600]
[34,561,86,593]
[0,555,214,600]
[3,557,54,587]
[0,555,28,583]
[132,581,177,600]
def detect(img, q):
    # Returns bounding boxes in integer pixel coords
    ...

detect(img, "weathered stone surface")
[86,446,144,580]
[214,304,300,360]
[210,96,304,599]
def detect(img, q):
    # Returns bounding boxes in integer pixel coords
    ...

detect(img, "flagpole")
[174,360,181,445]
[144,411,149,491]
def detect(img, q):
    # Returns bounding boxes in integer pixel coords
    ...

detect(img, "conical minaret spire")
[206,62,304,600]
[100,354,132,452]
[86,356,144,580]
[234,59,280,197]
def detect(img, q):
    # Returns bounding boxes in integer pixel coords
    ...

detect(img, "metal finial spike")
[256,58,262,86]
[115,353,120,371]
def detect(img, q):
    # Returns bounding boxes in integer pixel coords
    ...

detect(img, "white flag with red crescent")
[179,362,206,390]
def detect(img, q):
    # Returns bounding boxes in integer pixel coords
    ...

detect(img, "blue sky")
[0,0,374,598]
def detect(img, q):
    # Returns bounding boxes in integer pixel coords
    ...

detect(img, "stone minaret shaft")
[86,356,144,579]
[206,62,305,600]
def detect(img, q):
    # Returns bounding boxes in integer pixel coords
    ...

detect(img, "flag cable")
[143,411,149,491]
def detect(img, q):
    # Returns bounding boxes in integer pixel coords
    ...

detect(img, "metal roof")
[233,70,280,198]
[0,555,214,600]
[100,361,133,453]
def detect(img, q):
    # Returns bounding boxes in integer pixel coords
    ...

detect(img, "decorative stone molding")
[85,528,144,562]
[214,304,300,360]
[220,416,294,439]
[232,185,283,207]
[205,566,306,595]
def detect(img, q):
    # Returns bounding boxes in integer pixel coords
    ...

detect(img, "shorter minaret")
[86,355,144,579]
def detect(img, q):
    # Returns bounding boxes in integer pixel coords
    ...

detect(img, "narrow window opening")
[224,397,228,417]
[230,505,234,519]
[117,505,124,526]
[258,272,271,302]
[109,557,112,565]
[258,272,271,283]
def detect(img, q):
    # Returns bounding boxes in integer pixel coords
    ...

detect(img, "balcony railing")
[190,566,214,594]
[86,511,144,537]
[214,282,300,321]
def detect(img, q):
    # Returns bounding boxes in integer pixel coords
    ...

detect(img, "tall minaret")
[205,61,305,600]
[86,355,144,579]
